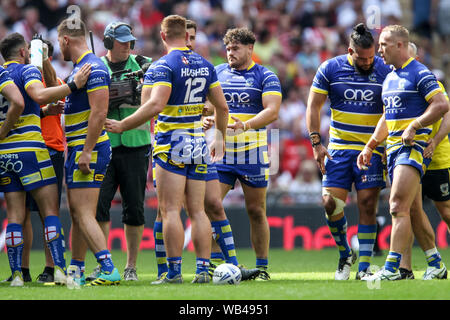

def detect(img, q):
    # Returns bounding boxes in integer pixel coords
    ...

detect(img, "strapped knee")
[323,189,346,217]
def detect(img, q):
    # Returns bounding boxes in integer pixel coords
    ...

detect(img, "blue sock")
[44,215,66,273]
[357,224,377,272]
[153,221,168,276]
[196,258,210,274]
[425,248,443,269]
[385,251,402,273]
[256,258,268,270]
[70,259,85,276]
[211,220,239,266]
[94,250,115,274]
[167,257,182,279]
[5,223,23,274]
[326,215,352,258]
[211,252,225,262]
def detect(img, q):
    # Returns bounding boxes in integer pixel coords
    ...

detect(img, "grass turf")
[1,248,450,301]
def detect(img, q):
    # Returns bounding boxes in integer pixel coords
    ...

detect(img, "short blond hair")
[161,15,186,41]
[57,17,87,38]
[382,25,409,45]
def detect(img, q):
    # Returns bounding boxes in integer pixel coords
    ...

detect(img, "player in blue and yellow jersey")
[0,32,91,286]
[398,42,450,280]
[358,25,449,281]
[56,18,120,286]
[106,15,229,284]
[146,20,261,283]
[209,27,282,280]
[306,24,392,280]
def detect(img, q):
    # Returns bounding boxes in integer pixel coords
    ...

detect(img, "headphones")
[103,22,135,50]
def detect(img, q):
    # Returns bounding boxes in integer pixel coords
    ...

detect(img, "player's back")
[149,47,219,162]
[64,51,110,148]
[312,54,391,155]
[0,62,46,151]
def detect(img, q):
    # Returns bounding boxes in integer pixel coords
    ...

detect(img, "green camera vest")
[101,54,152,148]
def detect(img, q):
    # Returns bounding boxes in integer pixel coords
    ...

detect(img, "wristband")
[309,132,321,147]
[67,81,78,93]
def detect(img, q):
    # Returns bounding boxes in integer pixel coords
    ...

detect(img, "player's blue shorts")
[323,149,386,191]
[216,163,270,189]
[153,153,208,181]
[0,149,56,193]
[152,155,218,187]
[386,145,431,183]
[65,140,111,189]
[206,162,219,181]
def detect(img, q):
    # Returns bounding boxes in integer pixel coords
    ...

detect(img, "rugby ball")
[212,263,241,285]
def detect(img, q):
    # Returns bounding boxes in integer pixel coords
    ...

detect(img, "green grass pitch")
[1,248,450,301]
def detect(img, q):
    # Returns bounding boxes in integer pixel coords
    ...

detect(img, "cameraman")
[88,22,152,281]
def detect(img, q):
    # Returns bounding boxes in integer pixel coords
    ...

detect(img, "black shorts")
[96,145,151,226]
[26,149,65,212]
[422,168,450,202]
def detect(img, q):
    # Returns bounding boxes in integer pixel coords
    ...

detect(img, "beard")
[355,63,374,76]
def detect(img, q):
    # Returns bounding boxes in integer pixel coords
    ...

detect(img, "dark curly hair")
[223,27,256,46]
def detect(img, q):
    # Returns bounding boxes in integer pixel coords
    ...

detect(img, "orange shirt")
[40,78,65,152]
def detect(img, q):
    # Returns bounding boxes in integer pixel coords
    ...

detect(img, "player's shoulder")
[215,63,229,74]
[21,63,40,74]
[88,54,109,72]
[373,56,392,75]
[318,55,345,73]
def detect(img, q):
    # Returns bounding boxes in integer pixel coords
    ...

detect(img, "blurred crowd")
[0,0,449,207]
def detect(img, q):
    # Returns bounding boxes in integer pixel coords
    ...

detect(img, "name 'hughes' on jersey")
[142,47,219,160]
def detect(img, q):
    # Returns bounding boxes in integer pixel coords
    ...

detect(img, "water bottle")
[30,34,43,70]
[67,265,81,290]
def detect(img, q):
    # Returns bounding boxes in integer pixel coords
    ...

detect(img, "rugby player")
[147,19,261,283]
[358,25,448,281]
[398,42,450,280]
[57,18,121,286]
[0,32,90,286]
[306,23,391,280]
[211,27,282,280]
[105,15,229,284]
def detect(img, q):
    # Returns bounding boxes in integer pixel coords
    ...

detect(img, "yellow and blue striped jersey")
[312,54,392,156]
[142,47,219,162]
[429,81,450,170]
[383,58,442,156]
[64,51,110,148]
[215,61,282,164]
[0,62,46,153]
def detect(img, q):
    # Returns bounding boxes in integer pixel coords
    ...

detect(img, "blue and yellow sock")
[211,252,225,265]
[425,247,443,269]
[384,251,402,273]
[357,224,377,272]
[94,250,114,274]
[153,221,168,277]
[5,223,24,274]
[256,258,268,270]
[196,258,210,274]
[326,215,351,258]
[167,257,182,279]
[211,220,238,266]
[44,215,66,273]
